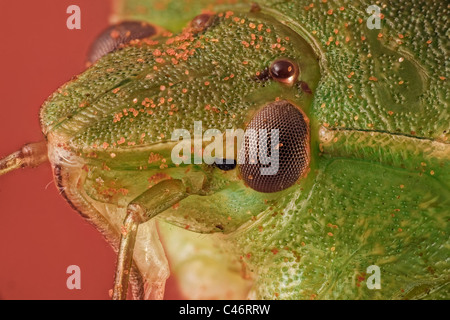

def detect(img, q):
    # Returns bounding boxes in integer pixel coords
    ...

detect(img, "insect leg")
[112,209,140,300]
[0,141,47,176]
[112,179,189,300]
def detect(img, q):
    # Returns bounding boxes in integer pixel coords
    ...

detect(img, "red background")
[0,0,180,299]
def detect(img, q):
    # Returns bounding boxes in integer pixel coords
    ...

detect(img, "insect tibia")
[0,141,48,176]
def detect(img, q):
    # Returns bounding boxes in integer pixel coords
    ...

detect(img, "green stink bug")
[0,0,448,300]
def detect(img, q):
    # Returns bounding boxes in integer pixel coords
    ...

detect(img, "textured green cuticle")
[39,0,449,300]
[228,158,449,299]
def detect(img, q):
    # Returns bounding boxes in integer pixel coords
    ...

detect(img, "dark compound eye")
[238,100,310,193]
[87,21,157,64]
[269,59,299,85]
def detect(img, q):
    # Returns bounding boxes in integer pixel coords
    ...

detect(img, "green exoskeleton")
[0,0,448,299]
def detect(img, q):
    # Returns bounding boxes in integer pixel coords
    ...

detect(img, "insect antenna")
[0,141,48,176]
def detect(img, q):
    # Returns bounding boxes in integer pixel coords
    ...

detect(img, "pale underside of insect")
[0,0,449,300]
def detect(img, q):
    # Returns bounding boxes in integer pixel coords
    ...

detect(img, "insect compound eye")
[87,21,157,64]
[238,101,309,193]
[269,59,299,85]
